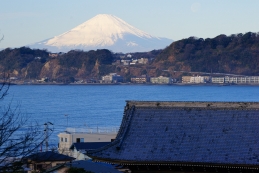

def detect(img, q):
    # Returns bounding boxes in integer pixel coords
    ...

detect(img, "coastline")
[8,82,259,86]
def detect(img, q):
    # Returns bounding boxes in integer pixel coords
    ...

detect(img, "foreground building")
[58,128,117,156]
[25,151,74,173]
[88,101,259,173]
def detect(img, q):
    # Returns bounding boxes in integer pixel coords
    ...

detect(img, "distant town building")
[126,54,132,58]
[225,76,259,84]
[131,75,150,83]
[37,77,49,82]
[211,76,259,84]
[211,77,225,83]
[130,59,138,65]
[49,53,58,58]
[100,73,123,83]
[150,76,171,84]
[120,60,130,66]
[137,58,149,64]
[182,76,210,83]
[9,77,18,80]
[182,76,192,83]
[112,60,121,65]
[190,76,211,83]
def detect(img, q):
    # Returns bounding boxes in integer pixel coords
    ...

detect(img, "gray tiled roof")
[88,101,259,166]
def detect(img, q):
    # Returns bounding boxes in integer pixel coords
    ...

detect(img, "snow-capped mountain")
[29,14,173,53]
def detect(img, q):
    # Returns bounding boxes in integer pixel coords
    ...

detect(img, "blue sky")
[0,0,259,49]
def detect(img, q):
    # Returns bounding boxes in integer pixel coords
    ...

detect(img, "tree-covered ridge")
[58,49,113,68]
[154,32,259,75]
[0,47,49,70]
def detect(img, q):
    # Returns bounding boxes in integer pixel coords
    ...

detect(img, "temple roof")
[88,101,259,166]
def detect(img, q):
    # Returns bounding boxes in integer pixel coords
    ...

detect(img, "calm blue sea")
[2,84,259,145]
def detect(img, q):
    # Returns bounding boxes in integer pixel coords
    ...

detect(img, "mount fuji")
[29,14,173,53]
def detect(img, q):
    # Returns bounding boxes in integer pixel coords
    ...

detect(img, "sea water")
[2,84,259,145]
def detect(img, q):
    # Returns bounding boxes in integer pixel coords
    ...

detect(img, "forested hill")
[0,47,114,82]
[1,32,259,83]
[153,32,259,76]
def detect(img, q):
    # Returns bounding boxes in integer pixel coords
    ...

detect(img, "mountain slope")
[29,14,173,53]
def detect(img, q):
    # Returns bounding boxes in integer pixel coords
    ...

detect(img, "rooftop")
[25,151,75,162]
[88,101,259,168]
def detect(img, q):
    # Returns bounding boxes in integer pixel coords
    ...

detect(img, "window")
[76,138,84,143]
[65,138,67,142]
[61,137,63,142]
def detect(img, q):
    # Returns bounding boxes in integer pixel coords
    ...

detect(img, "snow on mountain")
[29,14,173,53]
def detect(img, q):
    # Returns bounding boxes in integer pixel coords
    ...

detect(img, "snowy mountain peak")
[30,14,173,53]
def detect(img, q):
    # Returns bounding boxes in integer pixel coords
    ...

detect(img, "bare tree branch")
[0,76,51,172]
[0,34,3,42]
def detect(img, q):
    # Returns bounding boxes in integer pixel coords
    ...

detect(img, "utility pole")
[44,122,53,152]
[64,114,68,128]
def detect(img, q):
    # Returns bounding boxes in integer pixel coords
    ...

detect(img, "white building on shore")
[212,76,259,84]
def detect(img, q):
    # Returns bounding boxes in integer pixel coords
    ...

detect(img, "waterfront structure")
[88,101,259,172]
[150,76,171,84]
[182,76,192,83]
[131,75,149,83]
[211,76,225,83]
[212,76,259,84]
[58,128,117,156]
[225,76,259,84]
[100,73,123,83]
[182,76,210,83]
[190,76,210,83]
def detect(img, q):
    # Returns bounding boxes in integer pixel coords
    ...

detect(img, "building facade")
[100,73,123,83]
[212,76,259,84]
[131,75,149,83]
[58,128,117,156]
[182,76,192,83]
[150,76,171,84]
